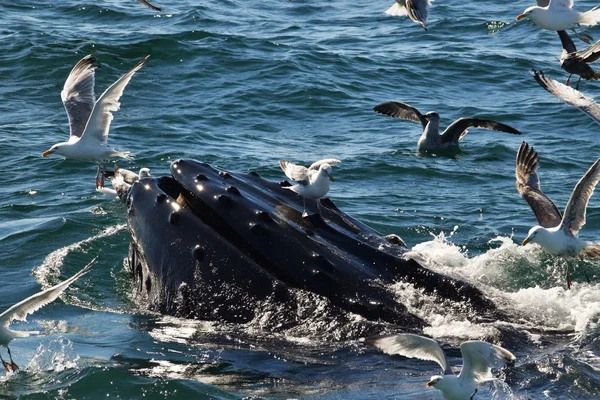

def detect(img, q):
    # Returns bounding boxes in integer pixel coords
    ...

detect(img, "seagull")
[0,261,93,373]
[532,69,600,126]
[279,159,341,217]
[373,101,521,152]
[516,0,600,44]
[97,164,151,200]
[516,141,600,288]
[41,55,150,188]
[557,30,600,88]
[136,0,161,11]
[366,333,515,400]
[384,0,432,31]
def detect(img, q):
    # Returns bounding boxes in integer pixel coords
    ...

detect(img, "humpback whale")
[123,160,500,333]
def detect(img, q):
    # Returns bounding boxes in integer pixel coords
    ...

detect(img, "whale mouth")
[124,159,502,330]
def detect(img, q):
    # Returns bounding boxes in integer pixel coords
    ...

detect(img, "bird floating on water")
[41,55,150,188]
[373,101,521,153]
[556,30,600,88]
[0,261,93,373]
[516,0,600,44]
[366,333,515,400]
[532,69,600,126]
[384,0,432,31]
[279,159,341,217]
[516,141,600,288]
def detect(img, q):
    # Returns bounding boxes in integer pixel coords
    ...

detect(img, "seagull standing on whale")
[366,333,516,400]
[41,55,150,188]
[279,159,341,217]
[516,141,600,288]
[373,101,521,152]
[0,262,93,372]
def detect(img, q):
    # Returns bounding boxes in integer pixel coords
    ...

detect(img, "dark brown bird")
[557,30,600,89]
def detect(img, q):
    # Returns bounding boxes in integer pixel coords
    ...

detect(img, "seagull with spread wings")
[532,69,600,126]
[0,262,93,372]
[384,0,432,31]
[279,158,341,217]
[516,141,600,287]
[516,0,600,44]
[366,333,515,400]
[41,55,150,188]
[373,101,521,153]
[557,30,600,88]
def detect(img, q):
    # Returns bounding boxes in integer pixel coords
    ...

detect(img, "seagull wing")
[78,55,150,146]
[366,334,451,375]
[279,160,310,184]
[577,40,600,64]
[440,118,521,144]
[560,157,600,236]
[61,55,98,139]
[114,163,140,184]
[458,341,516,383]
[550,0,573,10]
[136,0,161,11]
[516,142,562,228]
[405,0,431,28]
[532,69,600,127]
[308,158,341,170]
[0,262,93,328]
[373,101,428,129]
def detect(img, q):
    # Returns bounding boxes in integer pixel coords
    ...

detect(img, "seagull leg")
[572,26,592,44]
[0,351,11,372]
[95,163,102,189]
[469,388,478,400]
[6,346,17,372]
[576,76,582,91]
[566,74,572,87]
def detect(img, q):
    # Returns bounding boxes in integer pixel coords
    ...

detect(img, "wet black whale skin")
[125,159,499,329]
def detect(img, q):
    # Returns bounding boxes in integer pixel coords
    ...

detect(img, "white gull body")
[367,334,515,400]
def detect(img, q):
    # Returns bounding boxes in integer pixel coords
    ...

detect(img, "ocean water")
[1,0,600,398]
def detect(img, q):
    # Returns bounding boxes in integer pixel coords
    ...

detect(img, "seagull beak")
[522,237,531,246]
[41,149,53,157]
[426,380,434,388]
[516,13,527,21]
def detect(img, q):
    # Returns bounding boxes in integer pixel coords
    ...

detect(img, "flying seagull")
[136,0,161,11]
[41,55,150,188]
[373,101,521,152]
[0,261,93,372]
[557,30,600,88]
[366,333,515,400]
[532,69,600,126]
[516,0,600,44]
[516,141,600,288]
[279,158,341,217]
[384,0,432,31]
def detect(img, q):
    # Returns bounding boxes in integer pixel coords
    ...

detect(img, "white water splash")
[33,224,126,289]
[27,337,79,373]
[403,230,600,335]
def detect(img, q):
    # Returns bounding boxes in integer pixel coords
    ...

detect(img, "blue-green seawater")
[1,0,600,398]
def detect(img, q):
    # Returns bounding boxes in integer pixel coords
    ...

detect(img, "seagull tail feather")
[580,243,600,258]
[384,3,408,17]
[578,7,600,27]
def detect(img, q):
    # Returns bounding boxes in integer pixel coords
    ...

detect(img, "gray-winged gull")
[279,159,341,217]
[366,333,515,400]
[384,0,432,31]
[373,101,521,152]
[41,55,150,188]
